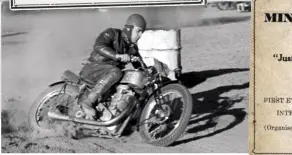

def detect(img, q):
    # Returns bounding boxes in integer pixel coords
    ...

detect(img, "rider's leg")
[79,66,122,119]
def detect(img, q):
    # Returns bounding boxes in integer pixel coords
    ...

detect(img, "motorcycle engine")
[96,84,136,122]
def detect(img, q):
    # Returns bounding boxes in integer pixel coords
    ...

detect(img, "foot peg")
[75,110,86,118]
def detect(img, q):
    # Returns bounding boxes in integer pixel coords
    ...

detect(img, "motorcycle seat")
[80,77,95,87]
[61,70,80,84]
[62,70,96,87]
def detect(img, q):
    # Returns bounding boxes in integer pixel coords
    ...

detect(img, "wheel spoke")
[169,120,179,129]
[162,94,170,104]
[149,125,161,138]
[159,130,163,139]
[171,98,179,111]
[36,115,41,121]
[149,123,170,140]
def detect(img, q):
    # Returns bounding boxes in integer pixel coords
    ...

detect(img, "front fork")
[152,74,166,110]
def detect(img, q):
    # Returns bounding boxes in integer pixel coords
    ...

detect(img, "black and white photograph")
[2,0,251,153]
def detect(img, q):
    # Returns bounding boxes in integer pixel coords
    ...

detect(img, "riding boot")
[79,72,122,120]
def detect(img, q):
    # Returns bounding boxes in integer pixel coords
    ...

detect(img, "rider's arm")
[93,28,118,60]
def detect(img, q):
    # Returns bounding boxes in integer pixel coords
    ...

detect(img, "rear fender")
[49,81,66,87]
[49,70,81,87]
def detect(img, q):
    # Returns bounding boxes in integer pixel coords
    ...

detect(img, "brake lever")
[116,56,147,70]
[131,56,147,70]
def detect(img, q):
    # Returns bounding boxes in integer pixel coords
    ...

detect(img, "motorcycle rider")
[78,14,147,120]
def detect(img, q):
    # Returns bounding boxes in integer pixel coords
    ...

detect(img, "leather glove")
[115,54,131,63]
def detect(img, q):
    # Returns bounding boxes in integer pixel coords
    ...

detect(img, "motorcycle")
[28,56,193,147]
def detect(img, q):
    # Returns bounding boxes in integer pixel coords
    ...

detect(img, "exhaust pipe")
[48,103,135,127]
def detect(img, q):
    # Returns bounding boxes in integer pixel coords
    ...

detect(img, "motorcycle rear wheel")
[139,83,193,147]
[28,83,79,133]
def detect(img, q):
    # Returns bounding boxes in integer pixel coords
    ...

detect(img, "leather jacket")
[88,28,142,69]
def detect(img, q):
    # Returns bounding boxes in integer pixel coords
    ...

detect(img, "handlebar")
[130,56,140,62]
[115,55,138,62]
[131,56,147,70]
[116,55,147,70]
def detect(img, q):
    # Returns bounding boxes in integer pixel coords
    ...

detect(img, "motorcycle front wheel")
[28,83,79,133]
[139,83,193,147]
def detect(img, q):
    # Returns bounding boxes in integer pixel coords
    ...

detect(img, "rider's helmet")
[125,14,147,32]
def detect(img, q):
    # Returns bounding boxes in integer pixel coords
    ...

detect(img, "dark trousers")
[79,62,123,103]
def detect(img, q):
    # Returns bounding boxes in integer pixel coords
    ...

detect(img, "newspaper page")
[2,0,251,153]
[249,0,292,154]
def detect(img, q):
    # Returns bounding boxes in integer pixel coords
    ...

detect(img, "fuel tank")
[120,70,147,89]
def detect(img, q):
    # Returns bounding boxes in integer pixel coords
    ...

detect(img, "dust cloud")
[1,5,205,134]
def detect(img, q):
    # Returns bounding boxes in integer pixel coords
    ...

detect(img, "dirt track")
[1,5,250,153]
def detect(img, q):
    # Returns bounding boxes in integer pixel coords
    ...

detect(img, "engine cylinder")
[96,84,137,122]
[109,84,137,115]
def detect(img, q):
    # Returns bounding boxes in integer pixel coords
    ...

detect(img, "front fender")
[144,79,181,104]
[161,79,181,87]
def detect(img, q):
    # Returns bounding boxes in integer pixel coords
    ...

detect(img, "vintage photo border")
[252,0,292,154]
[4,0,253,153]
[10,0,206,10]
[252,0,257,153]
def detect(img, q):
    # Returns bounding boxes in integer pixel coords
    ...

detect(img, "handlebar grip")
[116,55,139,63]
[130,56,139,62]
[116,57,122,61]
